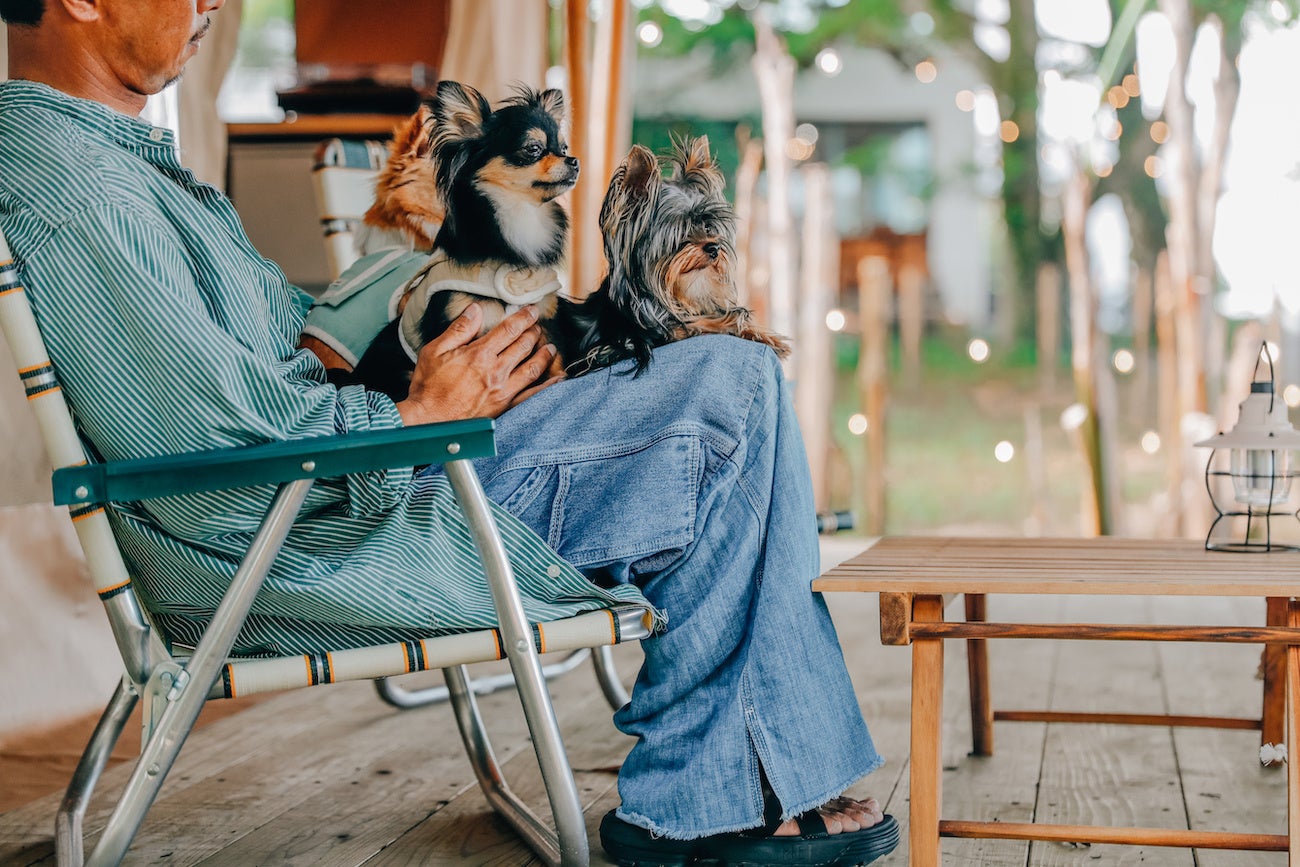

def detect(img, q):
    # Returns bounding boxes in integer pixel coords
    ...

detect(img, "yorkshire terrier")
[350,80,579,401]
[558,137,789,376]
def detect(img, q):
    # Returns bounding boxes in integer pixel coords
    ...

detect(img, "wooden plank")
[1029,595,1192,867]
[1157,594,1286,867]
[0,679,376,864]
[193,646,641,867]
[937,594,1058,866]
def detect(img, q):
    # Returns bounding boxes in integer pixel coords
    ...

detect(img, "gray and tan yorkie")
[556,136,790,375]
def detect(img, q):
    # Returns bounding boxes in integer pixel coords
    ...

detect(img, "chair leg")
[374,648,596,709]
[56,677,138,867]
[82,479,314,867]
[444,460,588,867]
[965,593,993,756]
[592,644,630,710]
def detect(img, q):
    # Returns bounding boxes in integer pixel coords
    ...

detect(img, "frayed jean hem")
[780,754,886,822]
[613,754,888,841]
[613,807,763,842]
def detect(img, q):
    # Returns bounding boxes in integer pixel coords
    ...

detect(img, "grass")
[819,331,1173,538]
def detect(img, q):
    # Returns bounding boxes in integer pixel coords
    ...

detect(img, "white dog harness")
[397,250,564,361]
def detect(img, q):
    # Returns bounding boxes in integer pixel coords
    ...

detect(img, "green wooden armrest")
[51,419,495,506]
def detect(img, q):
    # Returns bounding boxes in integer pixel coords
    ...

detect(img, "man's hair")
[0,0,44,26]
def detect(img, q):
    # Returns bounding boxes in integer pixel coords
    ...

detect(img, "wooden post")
[796,164,836,511]
[563,0,595,296]
[1154,250,1183,536]
[897,261,924,388]
[1287,600,1300,860]
[910,594,946,867]
[1063,170,1112,536]
[1036,262,1061,397]
[750,10,796,356]
[733,136,764,312]
[1132,264,1153,422]
[858,256,891,536]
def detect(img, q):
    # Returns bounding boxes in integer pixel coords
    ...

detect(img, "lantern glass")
[1229,447,1293,507]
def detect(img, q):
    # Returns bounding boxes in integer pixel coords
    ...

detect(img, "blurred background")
[214,0,1300,545]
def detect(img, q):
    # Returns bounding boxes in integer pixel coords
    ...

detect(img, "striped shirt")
[0,81,650,656]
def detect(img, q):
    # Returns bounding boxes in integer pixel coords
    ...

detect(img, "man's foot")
[774,796,884,836]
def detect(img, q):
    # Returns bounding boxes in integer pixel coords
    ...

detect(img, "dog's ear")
[432,80,490,146]
[670,136,725,197]
[536,88,566,128]
[621,145,661,198]
[600,145,661,292]
[393,103,435,159]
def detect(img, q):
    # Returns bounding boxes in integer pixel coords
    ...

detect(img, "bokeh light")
[848,414,869,436]
[1112,348,1135,374]
[825,310,846,332]
[636,21,663,48]
[1141,431,1162,454]
[968,338,991,363]
[815,47,842,77]
[994,441,1016,463]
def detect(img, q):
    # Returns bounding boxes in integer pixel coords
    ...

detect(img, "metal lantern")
[1195,349,1300,552]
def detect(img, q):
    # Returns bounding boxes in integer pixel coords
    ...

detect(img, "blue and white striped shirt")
[0,81,649,656]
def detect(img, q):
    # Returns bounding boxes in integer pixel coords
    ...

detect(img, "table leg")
[1266,597,1288,763]
[1288,600,1300,865]
[965,593,993,757]
[911,594,946,867]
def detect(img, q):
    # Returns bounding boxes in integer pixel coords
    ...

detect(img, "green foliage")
[629,117,758,190]
[243,0,292,28]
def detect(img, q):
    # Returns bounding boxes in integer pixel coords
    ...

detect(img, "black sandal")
[598,788,899,867]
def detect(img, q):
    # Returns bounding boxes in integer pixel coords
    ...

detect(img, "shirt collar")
[0,79,177,155]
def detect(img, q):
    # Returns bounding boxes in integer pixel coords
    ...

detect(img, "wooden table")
[814,536,1300,865]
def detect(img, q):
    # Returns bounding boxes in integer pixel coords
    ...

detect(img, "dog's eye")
[522,142,544,160]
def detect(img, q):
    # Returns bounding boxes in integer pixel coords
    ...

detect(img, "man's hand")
[395,304,562,426]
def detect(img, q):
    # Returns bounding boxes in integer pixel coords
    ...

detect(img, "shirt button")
[546,564,562,578]
[148,128,166,142]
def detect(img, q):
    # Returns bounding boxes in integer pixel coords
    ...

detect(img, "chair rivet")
[447,442,461,455]
[74,485,89,499]
[515,639,528,652]
[146,764,160,777]
[301,460,316,472]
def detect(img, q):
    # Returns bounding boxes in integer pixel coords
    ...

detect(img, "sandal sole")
[600,812,900,867]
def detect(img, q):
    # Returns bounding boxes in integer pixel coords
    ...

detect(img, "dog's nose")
[703,242,720,260]
[565,156,580,169]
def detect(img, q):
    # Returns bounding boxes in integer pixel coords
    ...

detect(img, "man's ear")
[58,0,102,23]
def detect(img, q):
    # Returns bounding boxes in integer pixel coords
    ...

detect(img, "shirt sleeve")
[22,200,413,529]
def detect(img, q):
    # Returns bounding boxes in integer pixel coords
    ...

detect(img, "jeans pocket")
[485,464,558,536]
[551,434,701,568]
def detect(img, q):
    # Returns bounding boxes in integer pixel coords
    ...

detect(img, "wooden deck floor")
[0,542,1289,866]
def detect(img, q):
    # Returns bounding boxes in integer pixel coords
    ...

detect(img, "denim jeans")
[475,335,883,840]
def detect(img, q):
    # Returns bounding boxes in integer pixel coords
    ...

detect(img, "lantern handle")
[1252,342,1277,415]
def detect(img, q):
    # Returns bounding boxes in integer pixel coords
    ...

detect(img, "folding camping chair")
[311,137,391,278]
[0,228,651,866]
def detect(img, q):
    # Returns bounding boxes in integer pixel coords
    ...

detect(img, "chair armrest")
[52,419,495,505]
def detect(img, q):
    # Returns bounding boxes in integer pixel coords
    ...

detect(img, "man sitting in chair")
[0,2,897,864]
